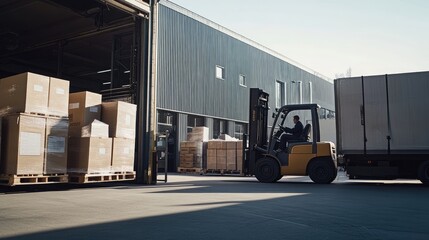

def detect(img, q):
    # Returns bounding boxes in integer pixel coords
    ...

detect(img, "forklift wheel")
[418,161,429,186]
[255,157,280,183]
[308,160,337,184]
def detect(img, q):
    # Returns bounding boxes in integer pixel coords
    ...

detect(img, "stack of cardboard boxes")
[67,91,111,174]
[207,140,243,172]
[0,72,137,184]
[0,72,69,176]
[102,101,137,173]
[179,127,209,169]
[67,93,137,174]
[179,141,204,168]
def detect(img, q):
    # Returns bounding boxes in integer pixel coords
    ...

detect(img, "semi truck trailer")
[335,71,429,184]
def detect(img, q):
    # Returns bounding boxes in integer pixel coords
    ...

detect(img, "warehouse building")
[154,1,335,171]
[0,0,335,179]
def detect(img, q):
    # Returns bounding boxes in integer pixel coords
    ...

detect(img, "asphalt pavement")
[0,172,428,240]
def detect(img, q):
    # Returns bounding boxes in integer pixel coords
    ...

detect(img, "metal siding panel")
[177,113,188,148]
[227,121,235,137]
[157,4,334,124]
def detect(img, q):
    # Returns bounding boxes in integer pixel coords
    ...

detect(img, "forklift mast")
[246,88,269,174]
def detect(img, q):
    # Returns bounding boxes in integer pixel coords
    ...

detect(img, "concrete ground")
[0,172,428,240]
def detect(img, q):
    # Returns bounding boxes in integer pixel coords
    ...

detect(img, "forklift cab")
[246,88,337,184]
[270,104,320,154]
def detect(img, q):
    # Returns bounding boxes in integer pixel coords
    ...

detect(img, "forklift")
[244,88,337,184]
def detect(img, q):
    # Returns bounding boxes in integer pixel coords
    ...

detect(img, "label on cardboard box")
[56,88,65,95]
[123,147,130,155]
[47,136,66,153]
[90,106,99,113]
[33,84,44,92]
[99,148,106,155]
[19,132,41,156]
[69,103,79,109]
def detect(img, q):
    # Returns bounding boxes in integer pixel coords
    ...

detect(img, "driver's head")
[293,115,299,124]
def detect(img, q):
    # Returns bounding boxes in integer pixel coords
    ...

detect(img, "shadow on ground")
[1,175,428,240]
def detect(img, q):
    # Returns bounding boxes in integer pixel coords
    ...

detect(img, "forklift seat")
[287,124,311,145]
[285,124,312,153]
[301,124,311,141]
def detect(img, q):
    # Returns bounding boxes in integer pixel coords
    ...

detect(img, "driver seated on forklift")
[279,115,303,150]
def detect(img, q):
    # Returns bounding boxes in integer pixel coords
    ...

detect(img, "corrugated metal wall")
[156,2,334,123]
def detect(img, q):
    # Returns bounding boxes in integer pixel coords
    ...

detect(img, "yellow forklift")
[243,88,337,183]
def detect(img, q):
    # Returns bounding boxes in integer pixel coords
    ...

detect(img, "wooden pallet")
[177,167,204,174]
[0,173,69,186]
[205,169,225,174]
[205,169,243,175]
[68,172,136,184]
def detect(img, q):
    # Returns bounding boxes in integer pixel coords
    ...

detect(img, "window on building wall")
[275,80,285,108]
[291,80,302,104]
[187,115,205,133]
[216,65,225,80]
[234,123,247,140]
[309,81,313,103]
[213,119,228,139]
[239,74,246,87]
[157,110,175,133]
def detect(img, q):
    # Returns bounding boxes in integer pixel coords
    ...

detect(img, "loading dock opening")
[0,0,155,184]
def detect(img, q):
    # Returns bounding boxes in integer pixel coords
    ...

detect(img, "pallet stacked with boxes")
[67,91,112,181]
[102,101,136,173]
[0,72,137,186]
[67,93,136,183]
[206,140,243,174]
[0,72,69,186]
[179,141,203,168]
[178,127,208,173]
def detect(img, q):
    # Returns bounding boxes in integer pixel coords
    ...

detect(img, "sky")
[169,0,429,79]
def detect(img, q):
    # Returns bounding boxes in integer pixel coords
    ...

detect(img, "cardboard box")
[237,150,243,172]
[101,101,137,139]
[0,72,49,116]
[226,149,236,170]
[216,149,227,170]
[207,156,217,170]
[111,138,135,172]
[179,153,203,168]
[2,114,46,175]
[237,140,243,149]
[186,127,209,142]
[68,137,112,173]
[48,77,69,117]
[207,140,223,149]
[180,153,194,162]
[207,149,216,158]
[45,117,68,174]
[180,141,203,156]
[207,149,217,170]
[226,141,237,149]
[81,120,109,138]
[68,91,102,137]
